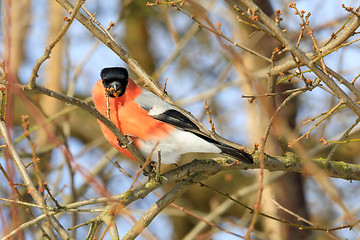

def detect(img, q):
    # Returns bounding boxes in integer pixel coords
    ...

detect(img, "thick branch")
[3,151,358,239]
[73,155,360,208]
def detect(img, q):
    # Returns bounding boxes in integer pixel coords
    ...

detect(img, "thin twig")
[263,90,304,145]
[0,119,73,239]
[201,183,350,234]
[204,100,215,132]
[289,5,328,75]
[169,2,271,63]
[43,183,62,209]
[245,138,265,239]
[106,94,111,120]
[157,149,161,177]
[324,65,360,100]
[170,200,245,239]
[325,117,360,161]
[21,115,45,195]
[272,199,314,226]
[268,13,360,77]
[183,172,285,240]
[238,0,360,118]
[291,101,342,146]
[27,0,85,89]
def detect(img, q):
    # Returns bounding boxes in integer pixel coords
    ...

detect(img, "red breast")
[92,79,173,161]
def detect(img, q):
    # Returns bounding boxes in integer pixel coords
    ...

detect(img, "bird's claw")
[141,161,157,177]
[117,134,135,148]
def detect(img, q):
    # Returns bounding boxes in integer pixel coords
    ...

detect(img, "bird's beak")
[109,81,121,93]
[105,81,122,98]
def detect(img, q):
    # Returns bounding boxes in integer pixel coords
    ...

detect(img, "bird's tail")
[217,144,253,164]
[193,132,253,164]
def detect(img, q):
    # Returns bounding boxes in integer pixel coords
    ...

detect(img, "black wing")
[151,109,200,132]
[152,109,253,164]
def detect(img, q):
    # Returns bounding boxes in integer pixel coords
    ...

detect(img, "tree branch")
[120,171,216,240]
[0,119,72,240]
[238,0,360,118]
[268,14,360,76]
[27,0,85,89]
[3,150,358,239]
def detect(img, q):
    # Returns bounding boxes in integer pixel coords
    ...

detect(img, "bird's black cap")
[100,67,129,98]
[100,67,128,82]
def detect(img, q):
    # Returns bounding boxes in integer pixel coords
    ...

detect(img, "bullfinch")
[92,67,253,165]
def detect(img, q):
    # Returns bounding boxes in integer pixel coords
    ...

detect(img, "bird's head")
[100,67,129,98]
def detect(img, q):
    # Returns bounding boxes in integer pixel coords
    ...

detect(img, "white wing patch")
[134,89,175,116]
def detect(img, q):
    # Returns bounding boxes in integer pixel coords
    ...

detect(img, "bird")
[92,67,253,165]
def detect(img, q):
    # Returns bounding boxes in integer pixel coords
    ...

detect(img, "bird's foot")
[117,134,136,148]
[141,161,162,181]
[141,161,156,176]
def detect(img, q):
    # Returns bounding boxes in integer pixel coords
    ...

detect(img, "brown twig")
[262,90,305,145]
[106,94,111,120]
[245,138,265,239]
[290,101,342,146]
[157,149,162,177]
[204,100,215,132]
[324,65,360,100]
[168,199,245,239]
[290,4,328,75]
[342,4,360,17]
[162,78,168,94]
[326,118,360,161]
[322,16,353,47]
[238,0,360,118]
[201,183,351,235]
[27,0,85,89]
[21,115,44,195]
[268,11,360,77]
[43,183,62,209]
[108,158,132,178]
[242,84,315,100]
[169,2,271,63]
[0,119,72,239]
